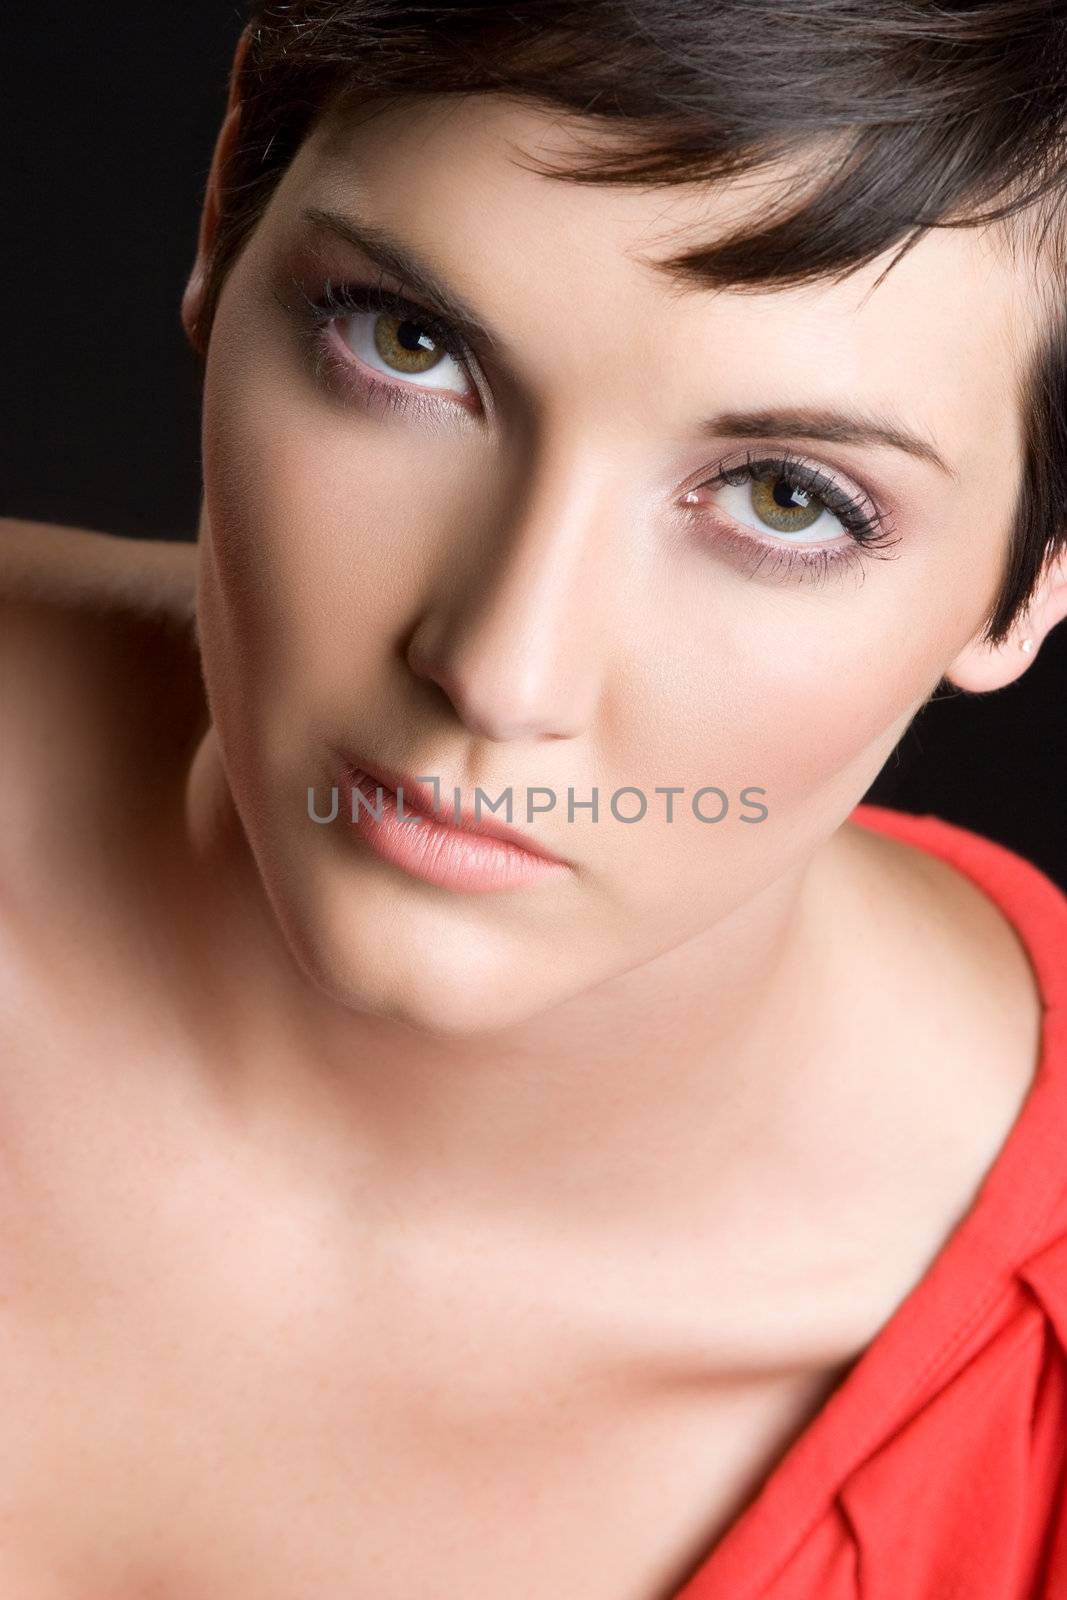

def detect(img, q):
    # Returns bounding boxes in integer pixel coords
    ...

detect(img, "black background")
[4,5,1064,889]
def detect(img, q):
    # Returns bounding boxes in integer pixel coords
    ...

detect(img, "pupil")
[397,319,432,352]
[773,480,806,510]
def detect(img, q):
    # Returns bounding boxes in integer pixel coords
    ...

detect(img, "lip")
[331,748,575,893]
[336,751,570,864]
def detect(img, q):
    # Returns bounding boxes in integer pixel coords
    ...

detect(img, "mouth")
[331,749,575,892]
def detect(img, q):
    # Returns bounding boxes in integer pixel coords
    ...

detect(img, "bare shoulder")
[837,814,1043,1109]
[806,816,1046,1338]
[839,814,1041,994]
[0,514,199,623]
[0,517,208,905]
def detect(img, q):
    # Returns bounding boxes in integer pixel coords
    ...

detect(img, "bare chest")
[0,874,1039,1600]
[3,1343,847,1600]
[0,1148,855,1600]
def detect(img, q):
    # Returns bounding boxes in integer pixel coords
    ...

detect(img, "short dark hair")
[191,0,1067,647]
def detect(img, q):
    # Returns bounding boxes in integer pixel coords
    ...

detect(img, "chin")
[266,856,571,1042]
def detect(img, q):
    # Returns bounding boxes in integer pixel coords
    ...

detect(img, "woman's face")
[191,92,1039,1037]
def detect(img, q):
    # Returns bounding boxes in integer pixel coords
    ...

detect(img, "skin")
[2,34,1067,1598]
[173,85,1067,1143]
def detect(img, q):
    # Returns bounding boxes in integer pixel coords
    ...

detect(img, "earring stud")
[1020,637,1035,654]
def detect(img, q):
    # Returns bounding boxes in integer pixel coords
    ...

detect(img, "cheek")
[708,629,925,797]
[199,331,471,725]
[607,585,935,846]
[563,641,914,970]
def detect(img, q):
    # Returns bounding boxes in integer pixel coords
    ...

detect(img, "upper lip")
[335,750,572,866]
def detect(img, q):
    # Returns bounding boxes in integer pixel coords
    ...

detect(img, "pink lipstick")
[335,755,573,893]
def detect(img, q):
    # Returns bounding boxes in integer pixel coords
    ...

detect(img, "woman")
[2,2,1067,1595]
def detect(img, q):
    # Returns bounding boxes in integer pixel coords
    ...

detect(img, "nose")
[404,445,623,742]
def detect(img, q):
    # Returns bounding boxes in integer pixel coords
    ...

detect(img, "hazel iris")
[372,314,446,375]
[751,474,824,533]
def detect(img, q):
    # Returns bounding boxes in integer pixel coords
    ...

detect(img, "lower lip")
[337,764,571,893]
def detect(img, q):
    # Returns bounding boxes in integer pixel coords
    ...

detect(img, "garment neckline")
[669,804,1067,1599]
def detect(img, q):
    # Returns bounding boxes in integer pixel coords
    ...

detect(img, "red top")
[670,803,1067,1600]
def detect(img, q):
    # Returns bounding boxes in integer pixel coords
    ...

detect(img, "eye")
[679,451,901,585]
[281,274,479,411]
[337,306,471,396]
[686,452,887,547]
[713,469,844,541]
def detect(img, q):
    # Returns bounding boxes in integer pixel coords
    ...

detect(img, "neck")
[165,725,860,1231]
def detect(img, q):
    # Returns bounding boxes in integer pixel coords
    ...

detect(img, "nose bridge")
[407,440,623,741]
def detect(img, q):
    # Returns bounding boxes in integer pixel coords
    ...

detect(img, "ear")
[943,543,1067,693]
[181,24,256,355]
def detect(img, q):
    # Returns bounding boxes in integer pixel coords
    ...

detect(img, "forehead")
[268,91,1042,467]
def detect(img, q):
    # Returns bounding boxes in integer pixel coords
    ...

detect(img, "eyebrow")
[300,204,499,349]
[702,406,957,479]
[301,205,957,478]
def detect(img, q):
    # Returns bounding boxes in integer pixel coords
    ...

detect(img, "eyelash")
[282,273,477,423]
[689,451,901,585]
[281,274,902,585]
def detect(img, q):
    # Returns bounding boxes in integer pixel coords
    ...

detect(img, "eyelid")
[678,446,903,586]
[359,278,474,366]
[301,273,463,350]
[688,447,893,540]
[692,446,871,510]
[285,270,488,414]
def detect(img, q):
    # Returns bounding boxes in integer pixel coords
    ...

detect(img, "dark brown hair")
[191,0,1067,647]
